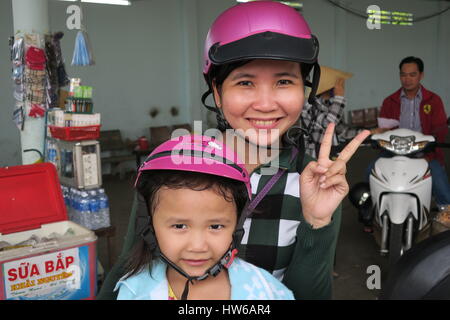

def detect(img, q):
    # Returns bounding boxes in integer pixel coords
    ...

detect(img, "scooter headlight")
[378,135,427,155]
[378,139,392,150]
[391,135,414,154]
[411,141,428,152]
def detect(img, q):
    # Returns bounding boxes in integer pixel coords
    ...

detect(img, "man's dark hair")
[399,56,424,73]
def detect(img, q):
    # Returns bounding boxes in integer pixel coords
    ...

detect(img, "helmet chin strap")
[137,193,247,300]
[160,245,238,300]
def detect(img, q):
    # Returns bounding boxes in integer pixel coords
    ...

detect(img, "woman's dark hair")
[122,170,249,279]
[399,56,424,73]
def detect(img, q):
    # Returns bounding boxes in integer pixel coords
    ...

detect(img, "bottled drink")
[61,185,71,220]
[70,188,80,225]
[46,139,58,168]
[88,189,100,230]
[79,191,91,229]
[97,188,111,229]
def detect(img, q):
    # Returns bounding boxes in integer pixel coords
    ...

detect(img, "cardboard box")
[0,163,97,300]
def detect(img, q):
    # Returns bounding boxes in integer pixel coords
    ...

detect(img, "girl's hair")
[122,170,249,279]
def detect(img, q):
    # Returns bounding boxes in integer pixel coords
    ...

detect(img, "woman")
[97,1,369,300]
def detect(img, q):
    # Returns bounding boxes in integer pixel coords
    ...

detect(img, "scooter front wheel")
[389,223,404,270]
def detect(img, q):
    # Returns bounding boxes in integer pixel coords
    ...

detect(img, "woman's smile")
[247,117,282,129]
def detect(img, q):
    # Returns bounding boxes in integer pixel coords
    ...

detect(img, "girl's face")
[213,59,304,147]
[152,187,237,277]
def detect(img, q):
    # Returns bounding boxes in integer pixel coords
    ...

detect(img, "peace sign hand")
[300,123,371,229]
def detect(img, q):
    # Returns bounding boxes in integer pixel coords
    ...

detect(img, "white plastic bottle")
[97,188,111,229]
[79,191,92,229]
[88,189,100,230]
[70,188,80,225]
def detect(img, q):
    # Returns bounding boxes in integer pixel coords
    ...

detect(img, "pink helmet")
[202,0,320,117]
[203,1,319,77]
[135,134,251,198]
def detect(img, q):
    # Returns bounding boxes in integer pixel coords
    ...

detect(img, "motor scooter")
[350,128,440,268]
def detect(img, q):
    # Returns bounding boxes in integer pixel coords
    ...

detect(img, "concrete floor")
[97,142,450,300]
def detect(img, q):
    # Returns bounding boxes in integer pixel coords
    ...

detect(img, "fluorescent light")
[58,0,131,5]
[81,0,131,5]
[236,0,303,10]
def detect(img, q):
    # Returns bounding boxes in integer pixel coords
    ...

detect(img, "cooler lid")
[0,163,67,235]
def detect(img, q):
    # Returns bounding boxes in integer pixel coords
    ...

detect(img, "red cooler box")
[0,163,97,300]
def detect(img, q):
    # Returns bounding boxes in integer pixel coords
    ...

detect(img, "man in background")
[378,56,450,209]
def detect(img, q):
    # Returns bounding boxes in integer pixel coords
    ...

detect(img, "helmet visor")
[209,32,319,68]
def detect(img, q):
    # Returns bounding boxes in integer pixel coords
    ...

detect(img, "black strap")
[307,62,321,105]
[181,279,192,300]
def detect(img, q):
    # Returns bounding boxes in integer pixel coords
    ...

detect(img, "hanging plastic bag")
[71,30,95,66]
[11,37,25,102]
[53,31,70,86]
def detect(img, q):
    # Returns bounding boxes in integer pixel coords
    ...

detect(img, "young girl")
[114,134,294,300]
[99,1,369,300]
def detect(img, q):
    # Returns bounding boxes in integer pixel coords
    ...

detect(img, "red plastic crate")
[49,125,101,141]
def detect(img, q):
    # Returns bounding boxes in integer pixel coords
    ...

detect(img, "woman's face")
[213,59,304,147]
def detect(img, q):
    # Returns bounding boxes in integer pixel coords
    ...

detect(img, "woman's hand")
[300,123,371,228]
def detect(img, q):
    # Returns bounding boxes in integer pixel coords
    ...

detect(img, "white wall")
[49,0,187,137]
[301,0,450,114]
[0,1,19,166]
[1,0,449,166]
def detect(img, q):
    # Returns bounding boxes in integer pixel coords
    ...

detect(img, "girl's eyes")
[170,224,225,230]
[172,224,187,230]
[209,224,225,230]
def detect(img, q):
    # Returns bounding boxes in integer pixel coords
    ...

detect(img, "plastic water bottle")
[98,188,111,229]
[46,140,58,168]
[61,185,71,219]
[88,189,100,230]
[70,188,80,224]
[79,191,91,229]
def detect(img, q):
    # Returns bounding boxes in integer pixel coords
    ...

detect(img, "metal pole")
[12,0,50,164]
